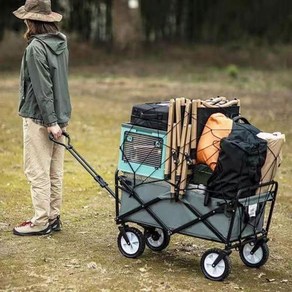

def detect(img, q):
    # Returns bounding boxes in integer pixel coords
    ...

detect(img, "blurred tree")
[112,0,142,50]
[68,0,93,41]
[62,0,112,43]
[0,0,23,40]
[140,0,172,42]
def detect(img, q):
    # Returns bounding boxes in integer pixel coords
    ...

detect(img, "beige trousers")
[23,118,65,225]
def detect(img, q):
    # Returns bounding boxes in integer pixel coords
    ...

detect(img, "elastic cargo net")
[118,97,284,200]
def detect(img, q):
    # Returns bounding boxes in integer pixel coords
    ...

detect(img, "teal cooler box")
[118,123,167,179]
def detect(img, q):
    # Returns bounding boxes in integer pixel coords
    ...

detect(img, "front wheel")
[144,228,170,252]
[239,241,269,268]
[117,227,145,258]
[200,248,231,281]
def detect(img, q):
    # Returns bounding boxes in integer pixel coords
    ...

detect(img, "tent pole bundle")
[164,97,196,198]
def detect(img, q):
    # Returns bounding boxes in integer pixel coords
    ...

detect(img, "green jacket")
[19,32,71,126]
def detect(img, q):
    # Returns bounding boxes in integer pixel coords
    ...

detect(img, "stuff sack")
[256,132,285,193]
[195,97,240,142]
[207,117,267,199]
[196,113,233,170]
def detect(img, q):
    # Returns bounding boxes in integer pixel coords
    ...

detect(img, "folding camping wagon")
[51,97,284,281]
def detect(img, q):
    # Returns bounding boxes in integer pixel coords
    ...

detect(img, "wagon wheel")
[144,227,170,252]
[117,227,145,258]
[239,241,269,268]
[200,248,231,281]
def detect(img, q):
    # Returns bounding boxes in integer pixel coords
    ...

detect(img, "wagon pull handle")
[49,131,117,200]
[49,131,72,150]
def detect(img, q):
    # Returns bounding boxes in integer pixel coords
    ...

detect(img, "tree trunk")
[112,0,142,51]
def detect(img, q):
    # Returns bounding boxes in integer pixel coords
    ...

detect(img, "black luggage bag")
[130,102,169,131]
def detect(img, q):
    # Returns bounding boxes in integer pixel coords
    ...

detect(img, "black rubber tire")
[239,241,269,268]
[117,227,145,258]
[200,248,231,281]
[144,228,170,252]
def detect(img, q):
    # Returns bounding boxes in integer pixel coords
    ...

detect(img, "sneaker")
[49,216,62,232]
[13,221,51,236]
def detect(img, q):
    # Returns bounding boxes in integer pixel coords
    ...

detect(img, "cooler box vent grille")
[123,131,163,168]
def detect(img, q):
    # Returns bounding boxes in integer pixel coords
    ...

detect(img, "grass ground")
[0,42,292,291]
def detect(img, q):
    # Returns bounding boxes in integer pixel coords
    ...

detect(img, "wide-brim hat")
[13,0,62,22]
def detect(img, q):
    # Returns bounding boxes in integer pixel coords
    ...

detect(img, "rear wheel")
[239,241,269,268]
[200,248,231,281]
[144,228,170,251]
[117,227,145,258]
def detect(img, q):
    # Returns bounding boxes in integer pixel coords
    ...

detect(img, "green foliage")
[226,64,239,79]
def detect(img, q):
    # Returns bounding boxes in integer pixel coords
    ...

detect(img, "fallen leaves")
[258,272,266,278]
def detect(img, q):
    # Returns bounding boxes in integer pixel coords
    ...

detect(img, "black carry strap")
[233,116,251,124]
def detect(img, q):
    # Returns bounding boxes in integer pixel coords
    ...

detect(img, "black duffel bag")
[207,117,267,199]
[130,102,169,131]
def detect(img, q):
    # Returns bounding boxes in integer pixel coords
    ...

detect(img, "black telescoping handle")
[49,131,72,149]
[49,132,117,200]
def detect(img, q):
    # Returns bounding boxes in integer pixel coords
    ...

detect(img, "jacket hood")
[33,32,67,55]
